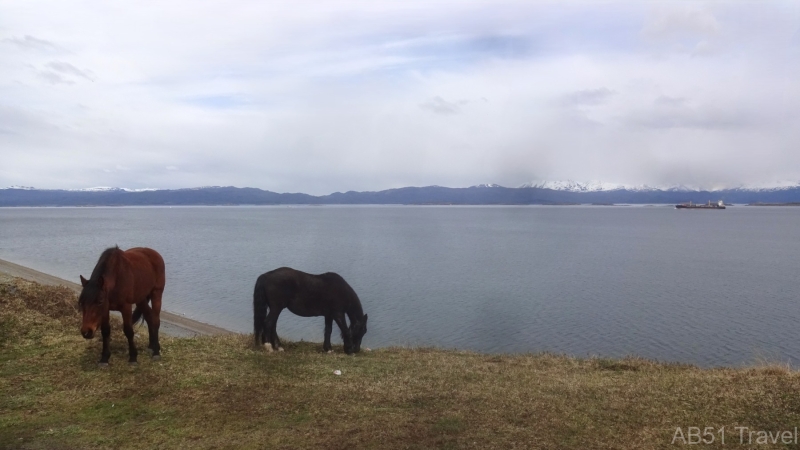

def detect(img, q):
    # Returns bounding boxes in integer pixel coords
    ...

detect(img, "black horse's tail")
[132,304,146,326]
[253,278,268,347]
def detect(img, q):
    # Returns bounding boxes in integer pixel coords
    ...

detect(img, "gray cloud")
[45,61,94,81]
[37,71,74,85]
[628,110,754,130]
[654,95,686,107]
[3,35,61,52]
[626,100,759,130]
[419,97,468,115]
[0,105,60,136]
[32,61,94,85]
[557,88,616,107]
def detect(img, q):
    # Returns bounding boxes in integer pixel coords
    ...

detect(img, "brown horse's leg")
[99,313,111,365]
[149,289,163,359]
[333,313,353,354]
[121,307,138,364]
[323,315,333,352]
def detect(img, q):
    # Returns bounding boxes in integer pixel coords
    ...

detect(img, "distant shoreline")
[0,257,231,337]
[747,202,800,206]
[4,185,800,207]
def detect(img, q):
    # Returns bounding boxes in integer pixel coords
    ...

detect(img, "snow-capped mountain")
[1,186,162,192]
[727,181,800,192]
[521,180,800,192]
[520,180,663,192]
[68,187,161,192]
[6,181,800,194]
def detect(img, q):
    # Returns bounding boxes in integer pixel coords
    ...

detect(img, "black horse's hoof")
[152,355,161,361]
[98,362,109,368]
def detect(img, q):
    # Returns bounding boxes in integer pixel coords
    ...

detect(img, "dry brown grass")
[3,277,800,449]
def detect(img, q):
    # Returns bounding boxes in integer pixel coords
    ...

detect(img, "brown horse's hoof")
[128,361,138,366]
[98,362,109,368]
[326,350,334,354]
[152,355,161,361]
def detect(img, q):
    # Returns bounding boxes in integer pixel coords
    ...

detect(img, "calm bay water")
[1,205,799,367]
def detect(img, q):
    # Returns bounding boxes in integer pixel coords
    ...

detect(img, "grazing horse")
[79,246,165,365]
[253,267,368,354]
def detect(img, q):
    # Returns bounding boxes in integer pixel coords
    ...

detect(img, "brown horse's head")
[78,274,108,339]
[348,313,368,353]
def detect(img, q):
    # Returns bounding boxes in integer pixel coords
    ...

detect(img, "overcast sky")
[1,1,799,194]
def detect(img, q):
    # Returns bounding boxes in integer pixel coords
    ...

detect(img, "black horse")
[253,267,368,354]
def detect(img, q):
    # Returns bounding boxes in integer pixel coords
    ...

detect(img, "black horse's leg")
[121,308,138,364]
[99,314,111,365]
[323,315,333,352]
[139,302,160,359]
[333,313,353,354]
[265,308,282,351]
[272,310,283,351]
[259,305,269,345]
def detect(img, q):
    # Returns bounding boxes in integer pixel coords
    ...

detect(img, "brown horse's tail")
[253,278,268,347]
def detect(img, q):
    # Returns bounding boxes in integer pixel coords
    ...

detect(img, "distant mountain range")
[519,180,800,193]
[3,181,800,206]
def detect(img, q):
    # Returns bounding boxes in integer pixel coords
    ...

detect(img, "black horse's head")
[78,275,108,339]
[347,313,368,354]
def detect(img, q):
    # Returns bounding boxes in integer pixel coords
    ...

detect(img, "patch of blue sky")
[383,33,534,62]
[325,30,639,82]
[344,9,644,72]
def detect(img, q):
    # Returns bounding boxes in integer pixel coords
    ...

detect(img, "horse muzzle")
[81,329,95,339]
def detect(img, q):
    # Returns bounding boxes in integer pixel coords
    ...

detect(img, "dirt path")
[0,257,232,337]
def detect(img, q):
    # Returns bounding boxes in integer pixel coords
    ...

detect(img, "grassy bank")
[2,277,800,449]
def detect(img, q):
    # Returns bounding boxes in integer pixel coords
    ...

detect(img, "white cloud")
[0,0,799,193]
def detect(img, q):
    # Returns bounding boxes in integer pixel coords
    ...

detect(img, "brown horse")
[79,246,165,365]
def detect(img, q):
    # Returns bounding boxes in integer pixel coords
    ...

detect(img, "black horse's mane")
[90,246,120,282]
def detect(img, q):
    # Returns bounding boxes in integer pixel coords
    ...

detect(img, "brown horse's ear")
[80,275,88,287]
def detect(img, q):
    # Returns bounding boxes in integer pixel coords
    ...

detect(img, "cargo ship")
[675,200,726,209]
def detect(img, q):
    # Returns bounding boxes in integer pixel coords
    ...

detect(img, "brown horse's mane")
[89,246,121,282]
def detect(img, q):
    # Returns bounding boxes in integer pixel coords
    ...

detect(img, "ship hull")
[675,204,726,209]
